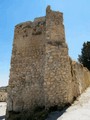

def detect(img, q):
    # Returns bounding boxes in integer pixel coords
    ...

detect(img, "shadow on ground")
[0,115,5,119]
[46,107,68,120]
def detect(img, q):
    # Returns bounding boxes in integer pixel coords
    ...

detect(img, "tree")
[78,41,90,70]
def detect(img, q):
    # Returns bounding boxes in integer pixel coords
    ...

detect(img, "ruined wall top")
[15,5,63,35]
[46,5,63,22]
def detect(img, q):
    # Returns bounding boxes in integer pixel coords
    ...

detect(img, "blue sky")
[0,0,90,86]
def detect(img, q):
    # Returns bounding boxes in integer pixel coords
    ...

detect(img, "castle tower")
[6,6,73,119]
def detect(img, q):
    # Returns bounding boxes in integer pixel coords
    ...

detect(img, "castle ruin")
[6,6,90,120]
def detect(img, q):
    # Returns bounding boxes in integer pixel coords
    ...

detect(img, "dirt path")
[0,102,6,120]
[46,87,90,120]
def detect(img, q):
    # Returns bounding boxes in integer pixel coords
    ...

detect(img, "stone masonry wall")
[7,18,46,112]
[6,6,90,120]
[71,61,90,99]
[44,6,73,108]
[0,87,7,102]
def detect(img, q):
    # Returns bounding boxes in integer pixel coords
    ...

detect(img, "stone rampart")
[71,61,90,99]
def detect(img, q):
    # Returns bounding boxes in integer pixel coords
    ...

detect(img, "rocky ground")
[0,102,6,120]
[1,87,90,120]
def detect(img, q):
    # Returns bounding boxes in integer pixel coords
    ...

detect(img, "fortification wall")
[0,87,7,102]
[71,61,90,99]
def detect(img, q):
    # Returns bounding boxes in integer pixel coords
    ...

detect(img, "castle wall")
[71,61,90,98]
[0,87,7,102]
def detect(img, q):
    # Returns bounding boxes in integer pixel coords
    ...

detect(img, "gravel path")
[0,102,6,120]
[46,87,90,120]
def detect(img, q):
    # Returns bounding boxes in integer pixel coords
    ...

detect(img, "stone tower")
[6,6,74,119]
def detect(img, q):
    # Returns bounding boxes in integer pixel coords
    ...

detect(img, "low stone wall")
[71,61,90,99]
[0,87,7,102]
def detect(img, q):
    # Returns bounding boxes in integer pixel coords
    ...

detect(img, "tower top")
[46,5,51,13]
